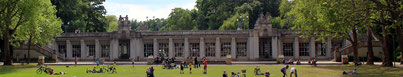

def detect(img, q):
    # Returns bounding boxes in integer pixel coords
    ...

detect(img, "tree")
[195,0,281,30]
[368,0,403,66]
[163,8,197,31]
[279,0,295,29]
[0,0,62,65]
[105,15,118,32]
[289,0,371,63]
[51,0,107,33]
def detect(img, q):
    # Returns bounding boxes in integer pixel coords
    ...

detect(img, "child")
[203,58,208,74]
[180,64,184,74]
[189,63,192,74]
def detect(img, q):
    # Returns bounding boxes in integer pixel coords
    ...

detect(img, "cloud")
[104,0,196,21]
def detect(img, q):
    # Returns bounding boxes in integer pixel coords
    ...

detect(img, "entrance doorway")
[119,40,130,59]
[259,38,271,59]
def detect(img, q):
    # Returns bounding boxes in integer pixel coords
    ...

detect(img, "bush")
[276,58,280,64]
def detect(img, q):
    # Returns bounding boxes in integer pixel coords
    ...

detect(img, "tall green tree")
[368,0,403,66]
[163,8,197,31]
[51,0,106,33]
[290,0,371,63]
[195,0,281,30]
[0,0,62,65]
[105,15,118,32]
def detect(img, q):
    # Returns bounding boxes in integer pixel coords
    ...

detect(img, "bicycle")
[36,66,50,74]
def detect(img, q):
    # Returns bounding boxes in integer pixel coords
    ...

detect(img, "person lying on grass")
[343,69,358,75]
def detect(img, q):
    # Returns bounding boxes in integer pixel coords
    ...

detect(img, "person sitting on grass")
[231,72,236,77]
[281,65,289,77]
[254,65,261,75]
[222,71,228,77]
[287,59,294,64]
[264,70,270,77]
[290,67,297,77]
[93,67,97,73]
[311,59,317,66]
[296,59,301,65]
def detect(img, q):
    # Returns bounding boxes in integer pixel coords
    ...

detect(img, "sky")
[104,0,197,21]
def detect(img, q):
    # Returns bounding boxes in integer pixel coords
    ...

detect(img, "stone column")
[278,38,283,56]
[52,40,58,56]
[169,38,174,58]
[215,37,221,58]
[109,40,113,60]
[130,38,136,59]
[272,37,278,58]
[310,37,316,58]
[294,37,300,58]
[138,39,144,58]
[231,37,236,58]
[66,40,72,59]
[109,39,119,60]
[95,39,100,59]
[253,36,259,59]
[80,40,86,58]
[113,39,119,59]
[327,38,332,57]
[200,37,205,58]
[247,37,253,59]
[152,38,158,57]
[184,38,189,58]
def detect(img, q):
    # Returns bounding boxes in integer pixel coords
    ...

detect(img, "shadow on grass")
[0,65,37,75]
[315,65,403,77]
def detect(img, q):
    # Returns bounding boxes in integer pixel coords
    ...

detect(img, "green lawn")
[0,64,402,77]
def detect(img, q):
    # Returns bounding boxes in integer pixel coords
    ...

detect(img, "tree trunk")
[2,30,13,65]
[396,27,403,65]
[367,27,374,65]
[352,27,360,63]
[27,36,32,64]
[380,12,393,66]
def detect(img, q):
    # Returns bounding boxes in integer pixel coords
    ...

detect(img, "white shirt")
[290,67,296,73]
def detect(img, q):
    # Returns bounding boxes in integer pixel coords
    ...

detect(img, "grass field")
[0,64,402,77]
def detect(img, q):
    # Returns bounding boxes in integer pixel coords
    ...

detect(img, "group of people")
[161,58,176,69]
[40,65,69,75]
[86,62,117,73]
[280,65,298,77]
[254,65,270,77]
[179,57,208,74]
[146,66,155,77]
[222,71,246,77]
[282,58,302,65]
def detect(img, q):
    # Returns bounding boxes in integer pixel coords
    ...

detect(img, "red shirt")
[204,60,207,65]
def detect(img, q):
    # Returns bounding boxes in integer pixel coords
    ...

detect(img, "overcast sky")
[104,0,197,21]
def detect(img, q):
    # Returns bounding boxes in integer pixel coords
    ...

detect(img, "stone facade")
[53,15,338,61]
